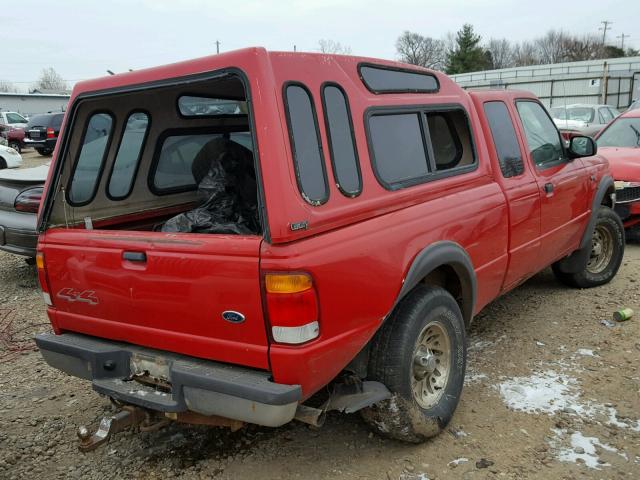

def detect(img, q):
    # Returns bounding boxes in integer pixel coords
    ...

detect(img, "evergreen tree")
[445,24,489,74]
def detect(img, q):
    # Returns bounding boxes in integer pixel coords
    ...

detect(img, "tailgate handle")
[122,251,147,263]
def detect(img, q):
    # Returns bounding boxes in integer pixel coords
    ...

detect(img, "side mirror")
[568,135,597,158]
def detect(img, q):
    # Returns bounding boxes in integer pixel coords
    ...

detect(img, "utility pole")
[599,20,613,45]
[617,33,630,50]
[215,40,221,54]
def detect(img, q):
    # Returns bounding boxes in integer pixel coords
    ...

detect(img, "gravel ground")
[0,238,639,479]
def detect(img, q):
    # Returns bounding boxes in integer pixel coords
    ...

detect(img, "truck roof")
[70,47,465,101]
[467,88,538,102]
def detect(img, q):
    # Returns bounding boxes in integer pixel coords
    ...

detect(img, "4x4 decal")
[56,288,99,305]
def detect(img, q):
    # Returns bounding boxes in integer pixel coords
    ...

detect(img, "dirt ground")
[0,150,639,479]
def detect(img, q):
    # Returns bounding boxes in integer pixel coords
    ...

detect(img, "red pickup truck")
[34,48,623,446]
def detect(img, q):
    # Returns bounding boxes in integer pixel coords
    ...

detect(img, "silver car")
[550,104,620,137]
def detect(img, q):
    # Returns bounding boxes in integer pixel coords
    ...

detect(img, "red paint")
[37,49,608,400]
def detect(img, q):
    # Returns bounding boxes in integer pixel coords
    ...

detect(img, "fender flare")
[556,174,615,274]
[394,241,477,327]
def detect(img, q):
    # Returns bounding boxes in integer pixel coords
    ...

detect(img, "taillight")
[46,127,55,139]
[14,187,43,213]
[36,251,52,306]
[264,273,319,344]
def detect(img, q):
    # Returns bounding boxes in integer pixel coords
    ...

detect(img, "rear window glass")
[152,132,252,193]
[108,112,149,199]
[284,84,329,205]
[51,114,64,129]
[68,113,113,205]
[369,113,429,187]
[360,65,439,93]
[178,95,246,117]
[322,84,361,197]
[27,115,51,127]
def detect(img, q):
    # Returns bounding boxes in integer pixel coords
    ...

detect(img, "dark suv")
[24,113,65,156]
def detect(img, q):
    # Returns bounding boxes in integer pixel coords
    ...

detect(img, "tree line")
[397,24,640,75]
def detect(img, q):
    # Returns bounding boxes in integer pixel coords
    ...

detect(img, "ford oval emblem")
[222,311,245,324]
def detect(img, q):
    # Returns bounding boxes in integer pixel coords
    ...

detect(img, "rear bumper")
[0,210,38,256]
[35,332,301,427]
[23,138,55,150]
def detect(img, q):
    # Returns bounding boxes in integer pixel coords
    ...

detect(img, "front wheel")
[361,285,466,443]
[552,206,624,288]
[8,141,21,153]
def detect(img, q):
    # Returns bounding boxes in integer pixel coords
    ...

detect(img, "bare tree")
[486,38,515,69]
[318,39,352,55]
[562,34,604,61]
[535,30,571,64]
[34,67,68,91]
[396,31,446,70]
[0,80,18,93]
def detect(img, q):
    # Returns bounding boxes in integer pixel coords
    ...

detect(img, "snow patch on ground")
[497,370,640,430]
[498,370,579,414]
[576,348,597,357]
[447,458,469,467]
[550,429,622,469]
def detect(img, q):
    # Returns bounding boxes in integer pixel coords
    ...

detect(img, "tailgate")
[40,228,269,369]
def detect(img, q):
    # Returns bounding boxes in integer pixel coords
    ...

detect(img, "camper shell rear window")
[47,70,262,236]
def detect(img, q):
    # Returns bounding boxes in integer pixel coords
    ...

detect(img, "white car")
[0,144,23,169]
[0,111,29,129]
[550,104,620,137]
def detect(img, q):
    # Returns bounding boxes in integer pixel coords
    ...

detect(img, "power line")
[617,33,630,50]
[599,20,613,45]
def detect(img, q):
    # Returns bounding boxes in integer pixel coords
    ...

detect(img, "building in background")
[0,92,70,117]
[450,56,640,109]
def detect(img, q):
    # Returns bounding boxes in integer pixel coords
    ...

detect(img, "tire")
[0,157,6,169]
[552,206,624,288]
[361,285,466,443]
[36,148,52,156]
[8,141,20,153]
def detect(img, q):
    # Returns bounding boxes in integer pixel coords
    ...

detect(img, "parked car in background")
[34,49,623,449]
[24,112,65,156]
[551,104,620,137]
[595,108,640,241]
[0,164,47,257]
[0,144,23,169]
[0,111,29,129]
[0,124,26,152]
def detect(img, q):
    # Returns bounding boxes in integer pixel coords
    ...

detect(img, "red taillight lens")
[264,273,319,344]
[14,187,43,213]
[46,127,55,139]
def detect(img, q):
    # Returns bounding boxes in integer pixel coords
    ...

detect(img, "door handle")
[122,251,147,262]
[543,183,554,194]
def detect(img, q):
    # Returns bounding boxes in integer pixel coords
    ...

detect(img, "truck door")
[480,100,541,291]
[514,100,589,267]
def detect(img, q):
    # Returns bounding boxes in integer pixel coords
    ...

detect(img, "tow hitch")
[77,404,245,451]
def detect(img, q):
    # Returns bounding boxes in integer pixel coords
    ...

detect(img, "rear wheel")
[0,157,6,169]
[552,206,624,288]
[361,285,466,443]
[8,141,20,153]
[36,148,53,156]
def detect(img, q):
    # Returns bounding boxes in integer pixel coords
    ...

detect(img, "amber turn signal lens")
[36,252,45,270]
[265,273,312,294]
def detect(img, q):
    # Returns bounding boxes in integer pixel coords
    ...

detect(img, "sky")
[2,0,639,91]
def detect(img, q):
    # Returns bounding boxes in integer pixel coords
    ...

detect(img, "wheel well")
[0,156,6,169]
[420,265,465,321]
